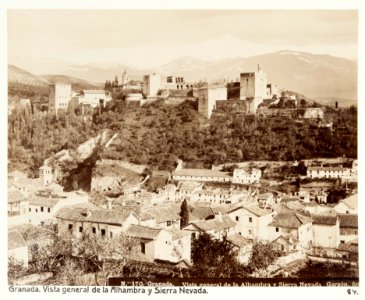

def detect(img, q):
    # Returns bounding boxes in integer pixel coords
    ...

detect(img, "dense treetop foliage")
[8,97,357,178]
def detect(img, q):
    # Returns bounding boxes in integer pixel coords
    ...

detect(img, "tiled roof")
[257,193,273,200]
[189,206,214,221]
[142,204,180,223]
[285,201,305,211]
[227,234,251,248]
[15,177,44,188]
[338,242,358,253]
[8,170,27,178]
[338,214,358,228]
[312,215,338,226]
[168,229,191,240]
[10,224,53,243]
[30,196,61,208]
[55,203,133,225]
[340,194,357,210]
[188,215,236,232]
[8,190,27,204]
[8,230,27,250]
[228,203,273,217]
[308,166,347,171]
[269,212,311,229]
[174,169,231,178]
[126,224,161,240]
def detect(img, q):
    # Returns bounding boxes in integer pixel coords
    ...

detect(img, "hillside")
[40,74,102,92]
[8,65,49,87]
[8,65,104,99]
[8,98,357,190]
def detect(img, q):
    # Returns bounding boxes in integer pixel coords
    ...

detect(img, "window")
[41,221,45,227]
[41,207,44,212]
[249,217,252,223]
[79,227,83,233]
[166,221,172,227]
[276,227,279,232]
[92,227,96,234]
[48,208,51,213]
[101,229,106,236]
[235,216,239,221]
[110,232,113,238]
[68,224,73,232]
[248,230,252,235]
[141,242,146,254]
[29,208,31,212]
[35,209,38,213]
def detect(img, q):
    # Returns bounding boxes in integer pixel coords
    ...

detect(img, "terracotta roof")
[142,205,180,223]
[272,234,299,245]
[8,230,27,250]
[227,234,251,248]
[285,201,305,211]
[308,166,347,171]
[168,229,191,240]
[30,196,61,208]
[10,224,53,244]
[55,203,133,225]
[174,169,231,179]
[257,193,273,200]
[189,206,214,221]
[340,194,357,210]
[188,215,236,232]
[338,242,358,253]
[8,170,27,178]
[8,190,28,204]
[312,215,338,226]
[338,214,358,228]
[269,212,311,229]
[126,224,161,240]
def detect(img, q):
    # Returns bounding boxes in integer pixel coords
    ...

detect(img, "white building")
[228,204,275,241]
[307,166,351,180]
[49,82,72,113]
[334,194,358,215]
[311,215,340,249]
[173,168,231,183]
[78,90,112,108]
[232,168,261,185]
[143,73,161,97]
[198,84,227,119]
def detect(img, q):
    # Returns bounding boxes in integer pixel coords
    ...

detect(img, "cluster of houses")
[8,155,358,271]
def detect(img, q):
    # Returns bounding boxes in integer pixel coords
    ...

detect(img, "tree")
[180,199,189,229]
[248,241,280,277]
[190,233,247,277]
[8,257,27,284]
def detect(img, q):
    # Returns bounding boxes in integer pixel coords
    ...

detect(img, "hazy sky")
[8,10,358,68]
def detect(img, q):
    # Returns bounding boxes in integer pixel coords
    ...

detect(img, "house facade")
[173,168,231,183]
[232,168,262,185]
[307,166,351,180]
[312,215,340,249]
[228,204,275,241]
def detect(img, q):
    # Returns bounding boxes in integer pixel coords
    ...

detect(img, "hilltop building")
[48,82,72,113]
[198,84,227,119]
[121,70,129,85]
[77,90,112,108]
[165,76,193,90]
[240,65,267,114]
[143,73,161,97]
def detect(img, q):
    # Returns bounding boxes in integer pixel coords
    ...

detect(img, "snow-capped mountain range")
[9,50,357,102]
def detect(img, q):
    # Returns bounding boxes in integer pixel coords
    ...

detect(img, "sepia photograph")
[4,4,361,295]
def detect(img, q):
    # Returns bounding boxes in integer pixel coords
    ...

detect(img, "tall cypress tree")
[180,199,189,229]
